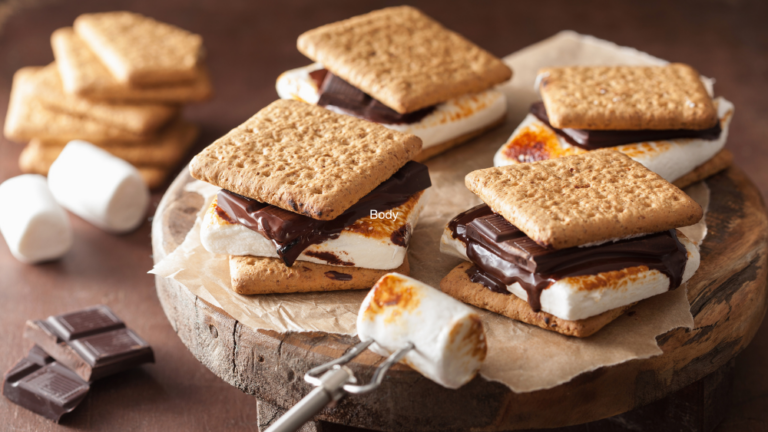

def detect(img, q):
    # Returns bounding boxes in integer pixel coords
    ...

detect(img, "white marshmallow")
[201,191,427,270]
[0,175,72,263]
[440,227,700,321]
[48,141,149,233]
[276,63,507,150]
[493,98,734,184]
[357,273,486,389]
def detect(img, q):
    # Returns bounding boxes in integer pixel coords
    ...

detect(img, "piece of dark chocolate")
[24,305,154,382]
[3,345,90,422]
[316,69,436,124]
[469,214,522,243]
[530,102,722,149]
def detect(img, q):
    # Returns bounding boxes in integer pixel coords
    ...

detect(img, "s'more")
[276,6,512,162]
[440,150,702,338]
[494,64,734,189]
[189,99,431,294]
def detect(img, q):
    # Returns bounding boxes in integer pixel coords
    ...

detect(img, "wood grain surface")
[0,1,767,431]
[153,166,767,432]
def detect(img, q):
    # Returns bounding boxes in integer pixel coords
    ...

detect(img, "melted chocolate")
[304,251,354,266]
[449,204,688,312]
[314,69,436,124]
[530,102,721,149]
[216,161,431,267]
[325,271,353,281]
[390,224,410,247]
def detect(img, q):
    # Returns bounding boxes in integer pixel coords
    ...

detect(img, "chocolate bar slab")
[24,305,154,382]
[530,101,721,149]
[3,345,89,422]
[315,69,436,124]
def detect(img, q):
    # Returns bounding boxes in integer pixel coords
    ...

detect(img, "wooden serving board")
[152,166,768,431]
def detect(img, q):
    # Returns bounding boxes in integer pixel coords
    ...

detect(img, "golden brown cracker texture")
[52,27,212,102]
[465,150,703,249]
[539,64,717,130]
[189,100,422,220]
[298,6,511,114]
[74,11,203,85]
[229,255,410,295]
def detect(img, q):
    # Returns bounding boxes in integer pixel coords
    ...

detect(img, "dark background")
[0,0,766,431]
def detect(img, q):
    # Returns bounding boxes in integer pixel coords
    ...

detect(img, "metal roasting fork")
[265,339,415,432]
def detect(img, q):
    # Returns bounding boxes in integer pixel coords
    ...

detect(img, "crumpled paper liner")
[152,31,712,392]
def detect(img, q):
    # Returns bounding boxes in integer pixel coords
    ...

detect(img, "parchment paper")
[152,31,711,392]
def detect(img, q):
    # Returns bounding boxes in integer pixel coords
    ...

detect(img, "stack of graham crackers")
[3,11,212,189]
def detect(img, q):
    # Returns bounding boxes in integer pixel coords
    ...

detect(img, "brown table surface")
[0,0,766,431]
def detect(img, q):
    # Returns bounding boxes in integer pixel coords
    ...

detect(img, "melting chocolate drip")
[325,271,353,281]
[390,224,410,247]
[449,204,688,312]
[530,102,721,149]
[216,161,431,267]
[314,69,436,124]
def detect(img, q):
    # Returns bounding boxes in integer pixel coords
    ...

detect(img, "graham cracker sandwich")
[494,64,734,189]
[276,6,512,162]
[440,150,703,337]
[189,99,431,294]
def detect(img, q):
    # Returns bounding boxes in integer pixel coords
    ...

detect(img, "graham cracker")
[412,113,505,163]
[440,262,630,338]
[539,64,717,130]
[4,67,147,142]
[52,27,212,103]
[21,63,177,134]
[229,255,410,295]
[24,119,198,168]
[465,150,702,249]
[189,100,422,220]
[673,149,733,189]
[74,12,203,85]
[18,146,170,190]
[297,6,512,114]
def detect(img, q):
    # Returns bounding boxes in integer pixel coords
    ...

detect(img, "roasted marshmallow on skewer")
[47,140,149,233]
[0,174,73,263]
[358,273,487,389]
[493,65,734,189]
[265,273,487,432]
[276,6,512,161]
[440,150,703,337]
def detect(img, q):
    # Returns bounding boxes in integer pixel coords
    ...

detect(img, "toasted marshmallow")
[48,141,149,233]
[357,273,487,389]
[276,63,507,150]
[493,98,734,183]
[440,227,700,321]
[201,191,427,270]
[0,174,72,263]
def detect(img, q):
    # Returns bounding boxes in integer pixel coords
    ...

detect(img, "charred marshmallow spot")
[496,98,735,185]
[365,274,422,323]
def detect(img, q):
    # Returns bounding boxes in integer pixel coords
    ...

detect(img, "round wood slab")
[152,166,768,431]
